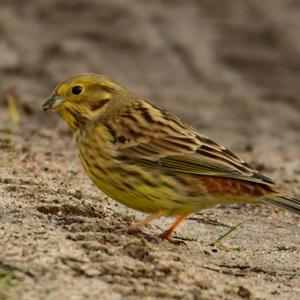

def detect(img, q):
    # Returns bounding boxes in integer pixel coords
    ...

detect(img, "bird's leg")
[127,212,163,235]
[128,213,189,245]
[159,215,188,244]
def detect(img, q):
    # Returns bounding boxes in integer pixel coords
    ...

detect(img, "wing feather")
[104,101,275,186]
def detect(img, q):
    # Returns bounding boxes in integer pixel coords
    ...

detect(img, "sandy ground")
[0,1,299,299]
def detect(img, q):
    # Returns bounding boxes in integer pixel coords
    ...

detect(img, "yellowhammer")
[43,73,300,243]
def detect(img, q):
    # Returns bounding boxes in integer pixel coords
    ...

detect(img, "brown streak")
[89,99,110,111]
[103,122,117,143]
[196,148,249,173]
[199,177,267,197]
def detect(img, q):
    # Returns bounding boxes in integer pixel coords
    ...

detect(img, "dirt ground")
[0,1,299,299]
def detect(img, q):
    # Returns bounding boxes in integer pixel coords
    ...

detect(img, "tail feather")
[263,195,300,215]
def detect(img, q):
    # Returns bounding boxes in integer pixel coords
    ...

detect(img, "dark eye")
[72,86,82,95]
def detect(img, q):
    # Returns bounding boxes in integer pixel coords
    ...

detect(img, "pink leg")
[128,212,163,234]
[160,215,188,244]
[128,213,189,245]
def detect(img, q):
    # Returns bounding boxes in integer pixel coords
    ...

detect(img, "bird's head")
[43,73,126,130]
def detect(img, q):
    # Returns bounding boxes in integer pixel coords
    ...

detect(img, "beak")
[42,93,65,111]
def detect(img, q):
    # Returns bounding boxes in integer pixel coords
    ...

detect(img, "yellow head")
[43,73,127,130]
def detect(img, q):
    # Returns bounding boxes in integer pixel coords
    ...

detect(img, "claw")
[127,213,189,246]
[159,233,188,246]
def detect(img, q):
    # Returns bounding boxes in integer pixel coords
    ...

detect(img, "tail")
[263,194,300,215]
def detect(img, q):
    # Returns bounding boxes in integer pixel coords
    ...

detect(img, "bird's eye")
[72,86,82,95]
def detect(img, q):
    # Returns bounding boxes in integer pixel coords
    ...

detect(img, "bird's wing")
[104,101,275,186]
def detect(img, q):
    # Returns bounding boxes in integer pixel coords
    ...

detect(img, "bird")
[42,73,300,243]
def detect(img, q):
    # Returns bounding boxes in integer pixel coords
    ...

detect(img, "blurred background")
[0,1,300,299]
[1,0,299,148]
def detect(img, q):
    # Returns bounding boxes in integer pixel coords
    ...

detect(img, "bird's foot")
[128,227,187,246]
[127,227,155,238]
[159,231,187,246]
